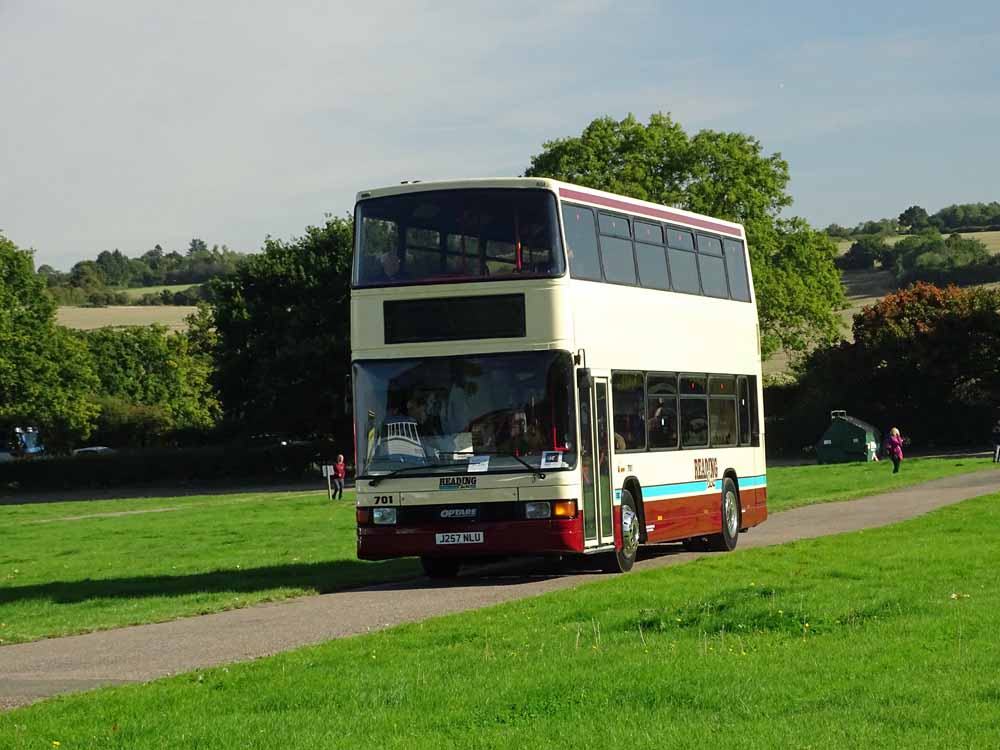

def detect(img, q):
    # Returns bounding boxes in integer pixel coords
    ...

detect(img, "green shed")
[816,410,881,464]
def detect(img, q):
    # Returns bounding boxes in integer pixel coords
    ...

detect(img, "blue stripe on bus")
[619,474,768,503]
[641,481,715,501]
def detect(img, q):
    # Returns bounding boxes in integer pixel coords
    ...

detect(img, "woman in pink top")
[886,427,904,474]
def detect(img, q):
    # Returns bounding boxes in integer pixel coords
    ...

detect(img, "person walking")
[992,419,1000,463]
[332,454,346,500]
[886,427,904,474]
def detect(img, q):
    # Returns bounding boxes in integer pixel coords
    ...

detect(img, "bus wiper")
[367,461,470,487]
[475,452,547,480]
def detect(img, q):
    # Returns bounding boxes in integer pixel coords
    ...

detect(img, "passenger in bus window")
[374,251,402,281]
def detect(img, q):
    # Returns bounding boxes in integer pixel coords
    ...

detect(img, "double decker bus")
[351,178,766,577]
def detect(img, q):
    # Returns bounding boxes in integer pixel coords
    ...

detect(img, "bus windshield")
[354,351,576,476]
[354,188,565,287]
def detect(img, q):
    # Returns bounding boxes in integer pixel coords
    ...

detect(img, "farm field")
[56,305,197,331]
[1,458,997,645]
[835,229,1000,254]
[3,489,998,747]
[121,283,197,300]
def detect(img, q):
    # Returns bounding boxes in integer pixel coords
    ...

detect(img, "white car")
[72,446,117,456]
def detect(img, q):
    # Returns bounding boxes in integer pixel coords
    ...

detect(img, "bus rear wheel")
[420,557,461,579]
[706,477,740,552]
[602,490,639,573]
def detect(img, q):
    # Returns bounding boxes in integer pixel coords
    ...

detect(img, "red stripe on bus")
[558,187,744,239]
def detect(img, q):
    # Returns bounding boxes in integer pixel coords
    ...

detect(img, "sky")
[2,0,999,270]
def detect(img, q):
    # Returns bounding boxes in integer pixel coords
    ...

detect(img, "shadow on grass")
[0,559,420,606]
[0,543,704,607]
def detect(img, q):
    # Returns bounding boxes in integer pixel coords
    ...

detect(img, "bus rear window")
[354,189,565,287]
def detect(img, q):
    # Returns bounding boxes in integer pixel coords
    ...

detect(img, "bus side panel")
[741,487,768,527]
[641,483,767,543]
[640,492,714,542]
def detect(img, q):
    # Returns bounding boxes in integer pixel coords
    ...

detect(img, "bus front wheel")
[706,477,740,552]
[420,557,461,579]
[603,490,639,573]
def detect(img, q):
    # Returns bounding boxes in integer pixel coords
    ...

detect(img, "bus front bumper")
[357,517,584,560]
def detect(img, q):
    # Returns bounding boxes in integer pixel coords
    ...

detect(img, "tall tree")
[0,233,99,447]
[525,113,844,358]
[188,238,209,255]
[211,216,353,438]
[898,205,930,232]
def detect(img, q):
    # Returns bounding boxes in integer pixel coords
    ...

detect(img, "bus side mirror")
[577,368,592,390]
[344,374,353,415]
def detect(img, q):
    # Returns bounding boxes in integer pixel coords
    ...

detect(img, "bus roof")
[355,177,745,239]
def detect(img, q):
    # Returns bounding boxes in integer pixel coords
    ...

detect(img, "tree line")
[826,201,1000,239]
[38,239,246,306]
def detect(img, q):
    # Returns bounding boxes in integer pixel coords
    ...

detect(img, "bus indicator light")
[552,500,577,519]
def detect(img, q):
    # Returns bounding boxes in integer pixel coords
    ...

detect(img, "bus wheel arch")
[623,476,647,544]
[603,487,639,573]
[707,474,740,552]
[723,469,748,532]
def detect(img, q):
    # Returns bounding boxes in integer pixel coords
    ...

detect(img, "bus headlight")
[525,501,551,519]
[372,507,397,525]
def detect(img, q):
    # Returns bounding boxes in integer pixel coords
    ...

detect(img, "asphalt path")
[2,469,999,711]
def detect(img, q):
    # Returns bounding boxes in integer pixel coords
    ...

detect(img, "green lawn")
[1,458,997,645]
[0,490,419,645]
[766,456,1000,513]
[4,490,998,747]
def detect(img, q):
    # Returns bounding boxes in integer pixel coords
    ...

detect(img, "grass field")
[0,489,419,645]
[3,489,998,747]
[56,305,198,331]
[1,458,997,646]
[765,456,998,512]
[121,283,197,300]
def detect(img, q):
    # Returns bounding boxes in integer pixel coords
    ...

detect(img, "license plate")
[435,531,484,545]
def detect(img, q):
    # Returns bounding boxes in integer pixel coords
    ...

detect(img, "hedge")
[0,439,345,494]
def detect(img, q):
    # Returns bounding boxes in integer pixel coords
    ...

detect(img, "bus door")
[579,374,615,548]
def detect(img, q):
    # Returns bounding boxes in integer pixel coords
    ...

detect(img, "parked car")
[72,446,117,456]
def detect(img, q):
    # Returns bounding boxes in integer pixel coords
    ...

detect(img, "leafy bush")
[836,237,888,270]
[134,285,207,306]
[90,396,173,448]
[880,231,993,285]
